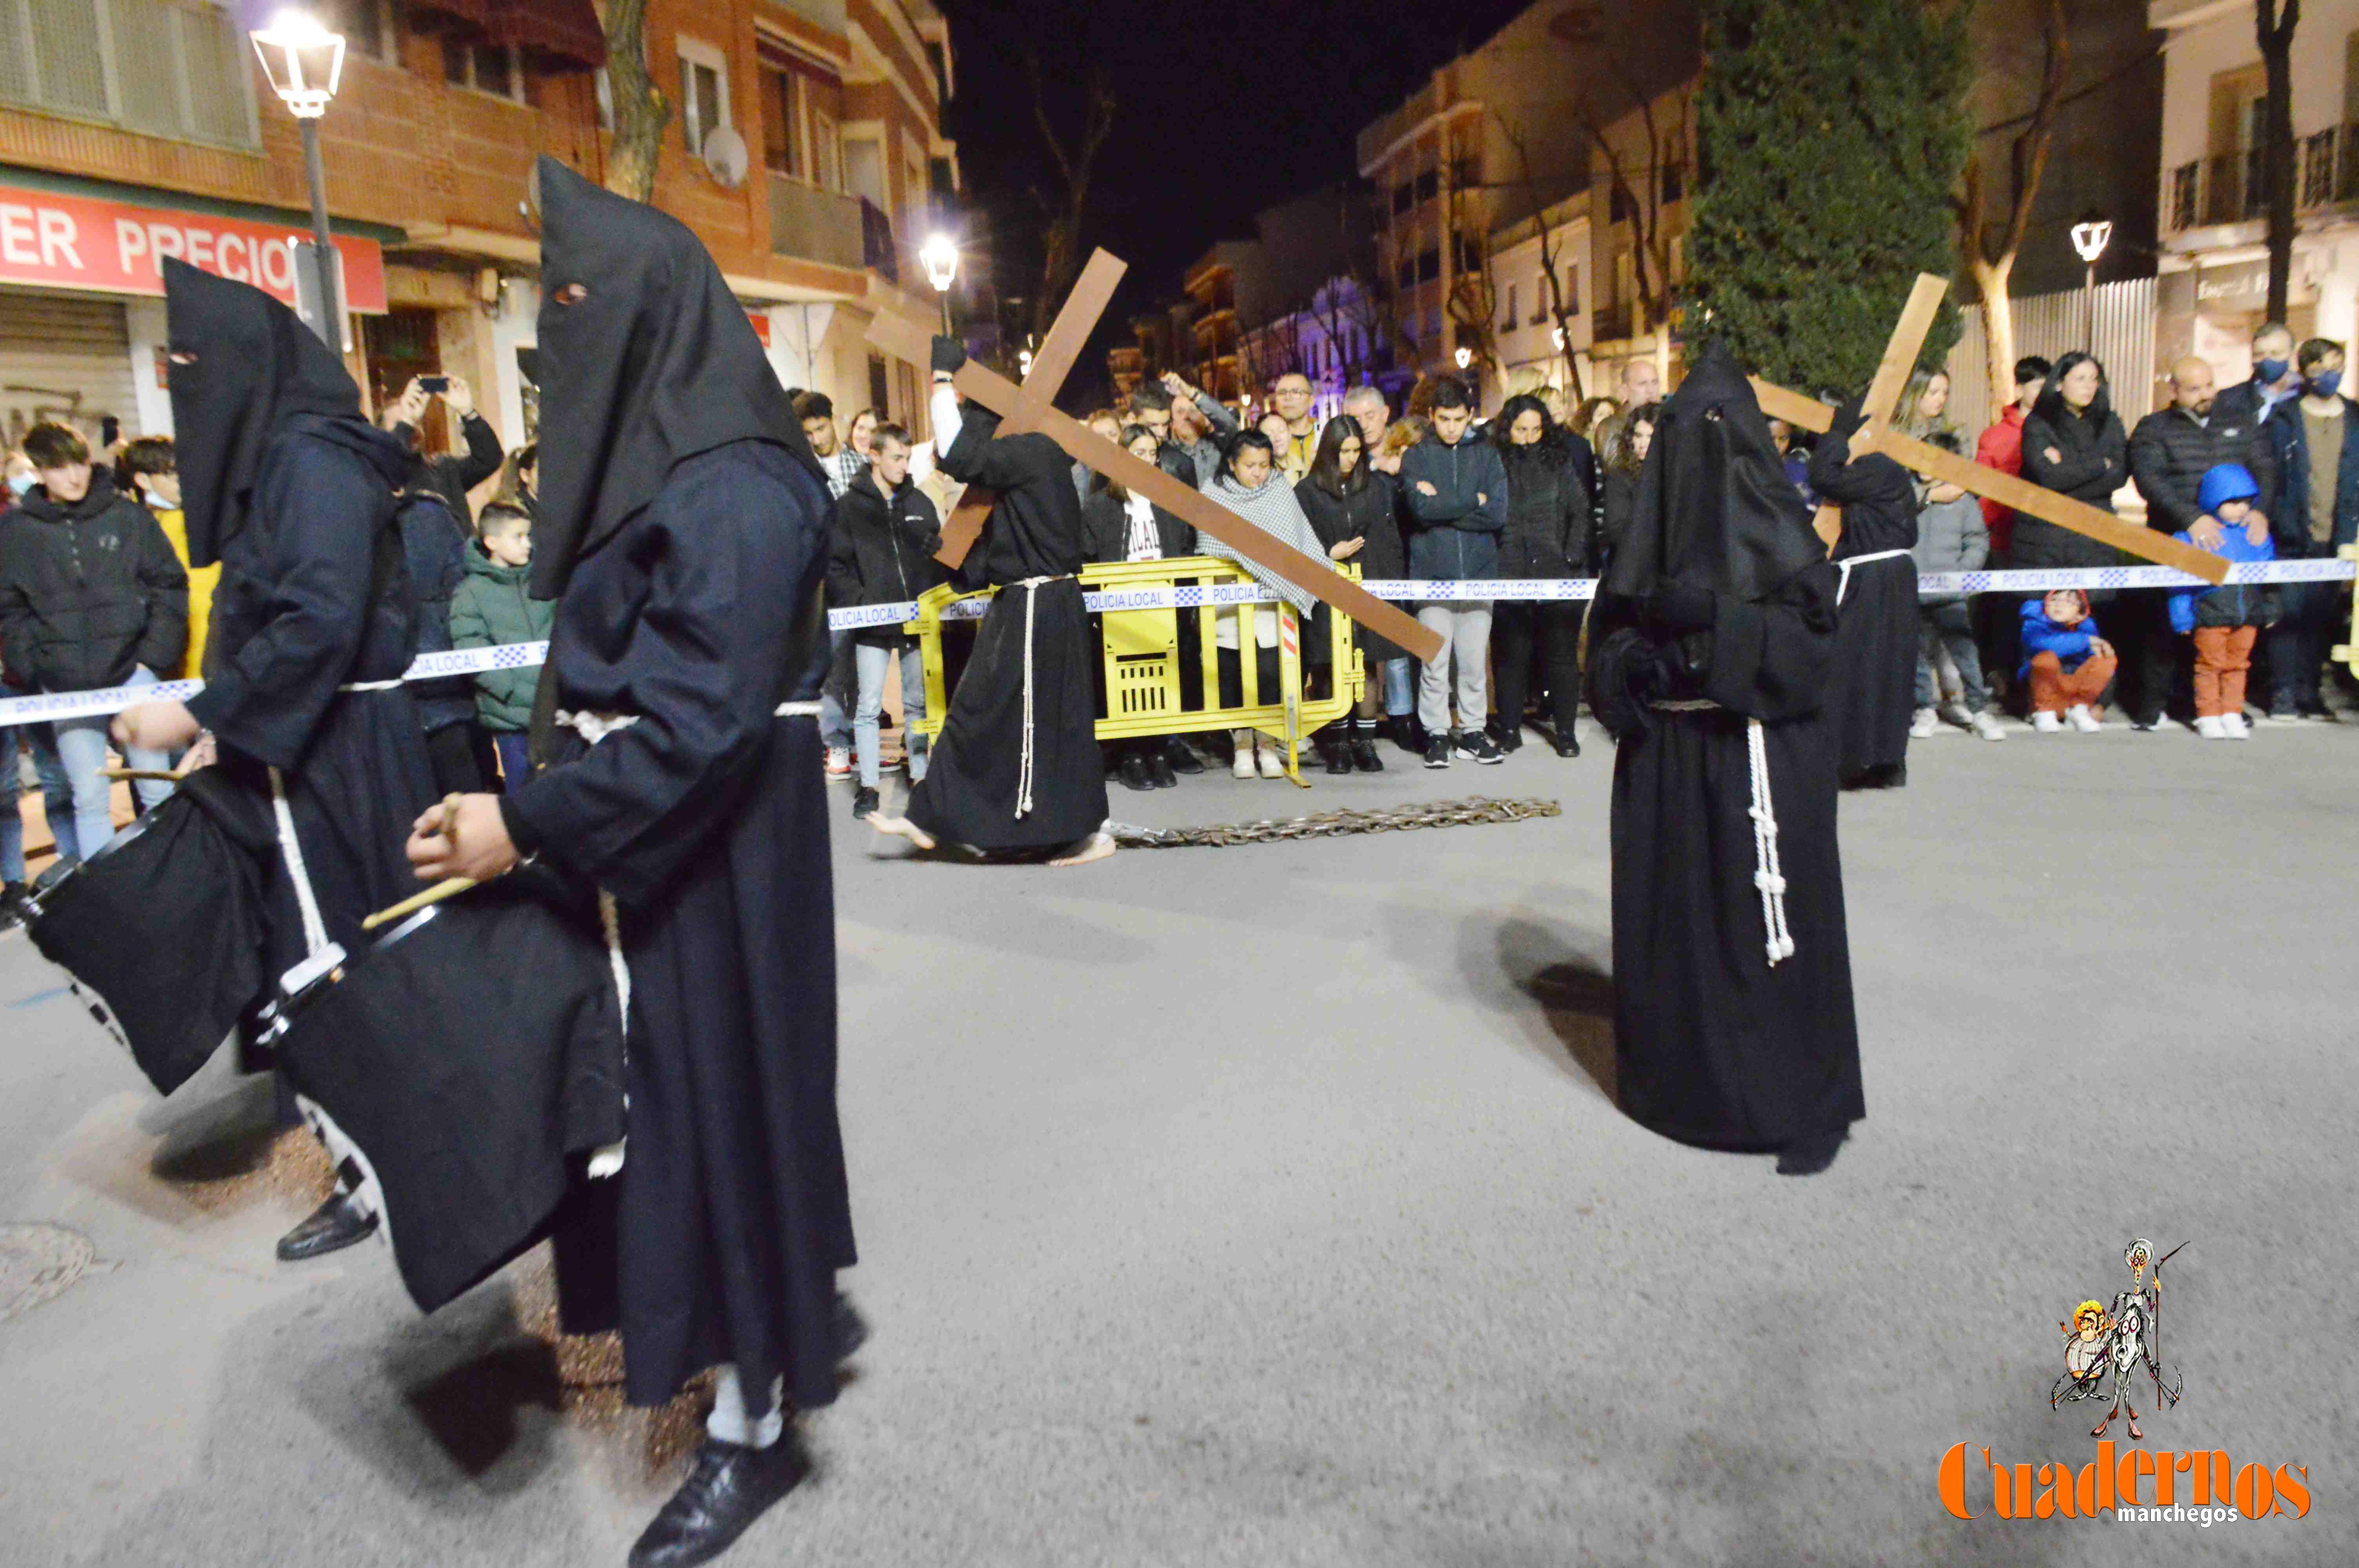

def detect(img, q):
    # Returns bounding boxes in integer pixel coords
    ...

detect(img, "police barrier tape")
[6,561,2352,730]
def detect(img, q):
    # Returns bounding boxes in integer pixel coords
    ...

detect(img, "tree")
[1498,114,1590,401]
[1954,0,2069,424]
[1025,53,1117,341]
[592,0,668,201]
[2257,0,2301,322]
[1686,0,1974,392]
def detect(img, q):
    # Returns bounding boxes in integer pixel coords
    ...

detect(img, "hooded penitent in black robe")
[166,259,437,984]
[1585,342,1864,1154]
[496,159,851,1419]
[905,401,1107,851]
[1807,405,1921,786]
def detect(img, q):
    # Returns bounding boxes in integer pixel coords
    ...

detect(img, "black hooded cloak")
[1584,342,1864,1153]
[1807,403,1921,784]
[904,401,1108,851]
[167,259,437,979]
[496,158,852,1421]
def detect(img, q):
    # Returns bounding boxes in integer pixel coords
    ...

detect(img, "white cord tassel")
[587,889,630,1178]
[1014,577,1043,818]
[1745,717,1796,966]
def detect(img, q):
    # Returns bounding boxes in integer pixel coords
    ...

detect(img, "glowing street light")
[2070,212,2112,346]
[251,11,346,348]
[1454,345,1472,370]
[920,232,958,333]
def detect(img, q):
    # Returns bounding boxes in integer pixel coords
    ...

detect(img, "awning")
[408,0,605,71]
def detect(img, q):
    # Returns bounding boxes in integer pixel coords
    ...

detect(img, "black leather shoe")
[1552,730,1581,758]
[1165,739,1204,775]
[1350,738,1383,773]
[1118,752,1156,791]
[276,1192,378,1262]
[834,1292,869,1361]
[1325,737,1354,774]
[629,1435,813,1568]
[850,786,880,820]
[1147,751,1178,789]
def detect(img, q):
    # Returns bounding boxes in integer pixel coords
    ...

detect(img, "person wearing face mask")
[2125,357,2279,731]
[2259,337,2359,720]
[2211,323,2304,511]
[115,436,214,682]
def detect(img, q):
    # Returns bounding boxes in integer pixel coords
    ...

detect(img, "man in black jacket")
[2209,323,2303,515]
[378,373,505,522]
[828,423,944,818]
[0,421,187,861]
[2124,356,2279,729]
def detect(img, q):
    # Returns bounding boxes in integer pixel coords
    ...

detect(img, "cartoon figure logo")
[2053,1238,2185,1440]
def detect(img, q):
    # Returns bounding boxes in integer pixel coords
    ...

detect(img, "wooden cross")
[866,248,1448,662]
[1755,273,2228,585]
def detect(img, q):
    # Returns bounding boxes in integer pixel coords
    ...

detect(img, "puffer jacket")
[0,470,187,691]
[2017,402,2127,569]
[1494,442,1590,578]
[1906,430,1988,604]
[448,551,551,731]
[827,468,945,646]
[1398,432,1508,580]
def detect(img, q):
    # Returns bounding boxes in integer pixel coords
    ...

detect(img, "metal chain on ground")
[1107,796,1562,848]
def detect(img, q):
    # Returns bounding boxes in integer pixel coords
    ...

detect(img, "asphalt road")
[2,713,2352,1567]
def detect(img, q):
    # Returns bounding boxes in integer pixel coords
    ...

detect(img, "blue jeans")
[491,730,531,791]
[0,720,22,886]
[24,722,74,862]
[817,629,855,751]
[853,640,927,789]
[1914,600,1988,713]
[50,667,170,862]
[1381,656,1415,718]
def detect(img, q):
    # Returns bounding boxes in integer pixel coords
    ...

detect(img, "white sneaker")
[2223,713,2253,740]
[1257,741,1288,779]
[2066,705,2102,734]
[2195,715,2226,740]
[1231,730,1256,780]
[825,746,852,778]
[1909,706,1939,740]
[1969,710,2006,742]
[2031,710,2064,733]
[1939,701,1977,730]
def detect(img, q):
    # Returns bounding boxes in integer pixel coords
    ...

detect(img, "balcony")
[2169,128,2359,235]
[769,174,863,272]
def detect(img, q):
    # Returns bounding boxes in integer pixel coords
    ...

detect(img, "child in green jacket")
[448,501,551,789]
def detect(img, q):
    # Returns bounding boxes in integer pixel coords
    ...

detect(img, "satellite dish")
[702,125,749,190]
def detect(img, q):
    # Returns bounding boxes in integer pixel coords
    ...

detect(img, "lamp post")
[251,11,346,349]
[2070,214,2113,349]
[920,232,958,335]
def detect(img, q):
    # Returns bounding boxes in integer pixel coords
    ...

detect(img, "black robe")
[908,413,1107,851]
[1809,422,1920,782]
[1608,562,1865,1149]
[503,439,852,1417]
[184,413,437,976]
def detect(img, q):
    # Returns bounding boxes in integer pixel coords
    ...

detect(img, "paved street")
[2,717,2354,1567]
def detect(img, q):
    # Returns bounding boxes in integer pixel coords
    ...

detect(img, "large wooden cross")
[1752,273,2228,585]
[865,249,1448,663]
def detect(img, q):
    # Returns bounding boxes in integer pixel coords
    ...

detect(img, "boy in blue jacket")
[1398,378,1510,766]
[2019,588,2116,733]
[2167,463,2279,740]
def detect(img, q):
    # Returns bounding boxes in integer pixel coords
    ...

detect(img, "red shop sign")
[0,183,388,314]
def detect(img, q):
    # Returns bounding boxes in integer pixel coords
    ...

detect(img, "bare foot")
[1048,830,1116,867]
[867,813,937,851]
[2127,1419,2143,1442]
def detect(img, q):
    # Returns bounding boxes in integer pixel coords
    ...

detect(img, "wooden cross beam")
[927,251,1131,570]
[1756,271,2227,586]
[868,249,1447,663]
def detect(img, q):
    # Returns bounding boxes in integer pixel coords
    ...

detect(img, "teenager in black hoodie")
[827,422,945,818]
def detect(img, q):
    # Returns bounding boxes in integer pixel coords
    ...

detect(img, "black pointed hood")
[164,256,365,567]
[1598,339,1826,606]
[528,156,822,597]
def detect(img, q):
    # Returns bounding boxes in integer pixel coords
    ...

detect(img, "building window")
[1609,182,1634,225]
[1562,261,1580,314]
[444,36,521,100]
[761,66,800,176]
[1416,246,1439,284]
[2303,128,2337,207]
[0,0,259,148]
[1396,254,1416,290]
[1414,167,1439,205]
[1392,181,1414,216]
[1501,282,1517,331]
[335,0,393,65]
[1530,272,1548,325]
[676,36,728,154]
[1659,156,1685,205]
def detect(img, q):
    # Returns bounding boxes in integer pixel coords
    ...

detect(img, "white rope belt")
[1836,548,1912,607]
[1010,575,1071,819]
[335,678,406,692]
[1650,700,1795,967]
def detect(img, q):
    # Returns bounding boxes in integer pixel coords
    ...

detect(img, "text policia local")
[1939,1443,2310,1522]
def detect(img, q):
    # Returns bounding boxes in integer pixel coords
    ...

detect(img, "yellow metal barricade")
[905,558,1365,785]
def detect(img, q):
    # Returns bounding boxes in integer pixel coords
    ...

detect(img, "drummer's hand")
[405,793,518,882]
[175,731,217,774]
[111,699,202,754]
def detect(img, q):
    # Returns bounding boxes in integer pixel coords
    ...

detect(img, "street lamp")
[2070,212,2113,348]
[251,10,345,349]
[920,232,958,334]
[1454,345,1472,370]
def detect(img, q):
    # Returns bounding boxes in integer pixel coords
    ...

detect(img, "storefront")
[0,174,389,448]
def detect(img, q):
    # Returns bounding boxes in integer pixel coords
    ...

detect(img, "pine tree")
[1686,0,1973,392]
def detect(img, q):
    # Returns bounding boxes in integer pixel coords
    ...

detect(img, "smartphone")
[420,376,450,394]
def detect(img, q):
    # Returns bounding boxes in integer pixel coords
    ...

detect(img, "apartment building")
[2153,0,2359,385]
[0,0,958,461]
[1487,191,1591,399]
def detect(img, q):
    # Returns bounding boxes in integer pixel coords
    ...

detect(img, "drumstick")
[102,768,181,782]
[362,876,478,931]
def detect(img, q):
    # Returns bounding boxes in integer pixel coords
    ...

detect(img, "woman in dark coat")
[403,160,852,1568]
[1295,416,1398,772]
[1808,398,1921,789]
[1085,423,1194,791]
[1585,341,1862,1177]
[1490,393,1591,757]
[1596,400,1659,576]
[111,258,438,1262]
[2016,352,2128,572]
